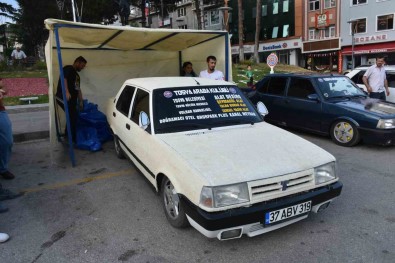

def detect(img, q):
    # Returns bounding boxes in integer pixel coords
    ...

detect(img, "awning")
[342,42,395,55]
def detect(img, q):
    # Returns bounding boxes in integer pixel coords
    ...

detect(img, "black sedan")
[247,73,395,146]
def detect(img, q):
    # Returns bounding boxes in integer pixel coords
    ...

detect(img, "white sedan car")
[346,65,395,103]
[106,77,342,240]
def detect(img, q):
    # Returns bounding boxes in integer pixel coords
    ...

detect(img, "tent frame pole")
[225,33,229,81]
[54,26,76,167]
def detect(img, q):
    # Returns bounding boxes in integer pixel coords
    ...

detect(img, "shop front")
[302,38,341,73]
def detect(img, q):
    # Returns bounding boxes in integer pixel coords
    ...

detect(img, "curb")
[13,131,50,143]
[6,103,49,114]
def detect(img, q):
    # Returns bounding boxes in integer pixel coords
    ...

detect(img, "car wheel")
[114,135,125,159]
[161,177,189,228]
[330,120,360,146]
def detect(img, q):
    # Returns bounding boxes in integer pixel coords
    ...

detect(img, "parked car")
[248,74,395,147]
[106,77,342,240]
[346,65,395,103]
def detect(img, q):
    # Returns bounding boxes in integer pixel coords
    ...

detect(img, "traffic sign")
[267,53,278,74]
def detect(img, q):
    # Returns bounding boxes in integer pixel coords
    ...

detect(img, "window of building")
[309,29,316,40]
[324,0,336,8]
[351,18,367,34]
[273,0,279,14]
[210,10,220,25]
[272,26,279,38]
[178,25,188,29]
[283,0,289,12]
[283,24,289,37]
[178,7,186,17]
[309,0,319,11]
[325,26,335,38]
[377,14,394,31]
[262,5,267,16]
[352,0,367,5]
[252,7,256,19]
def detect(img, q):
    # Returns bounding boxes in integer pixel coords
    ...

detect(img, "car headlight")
[315,162,337,185]
[200,183,250,208]
[377,119,395,129]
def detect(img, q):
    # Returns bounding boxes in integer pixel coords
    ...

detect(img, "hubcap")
[334,122,354,143]
[163,180,180,219]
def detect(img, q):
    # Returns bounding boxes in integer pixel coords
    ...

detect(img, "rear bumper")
[180,181,342,240]
[359,127,395,145]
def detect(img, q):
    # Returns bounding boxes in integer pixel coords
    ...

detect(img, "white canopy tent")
[44,19,232,166]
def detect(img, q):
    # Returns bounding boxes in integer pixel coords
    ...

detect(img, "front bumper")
[180,181,342,240]
[358,127,395,146]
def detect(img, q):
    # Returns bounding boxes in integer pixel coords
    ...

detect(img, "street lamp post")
[347,20,359,70]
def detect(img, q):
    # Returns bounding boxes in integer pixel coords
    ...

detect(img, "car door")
[386,70,395,103]
[282,78,322,132]
[123,88,156,185]
[349,70,367,92]
[255,76,289,123]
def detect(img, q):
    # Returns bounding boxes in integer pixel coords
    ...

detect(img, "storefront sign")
[315,12,329,29]
[231,39,302,54]
[355,34,387,43]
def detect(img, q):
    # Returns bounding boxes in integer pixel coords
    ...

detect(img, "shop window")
[272,26,279,38]
[324,0,336,8]
[283,0,289,12]
[283,24,289,37]
[351,19,366,34]
[377,14,394,31]
[273,0,279,14]
[352,0,367,5]
[309,0,319,11]
[262,5,267,16]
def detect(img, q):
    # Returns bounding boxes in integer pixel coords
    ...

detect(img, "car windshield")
[153,85,263,133]
[316,76,366,99]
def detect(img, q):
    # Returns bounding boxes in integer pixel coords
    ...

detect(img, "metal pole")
[351,28,355,70]
[71,0,77,22]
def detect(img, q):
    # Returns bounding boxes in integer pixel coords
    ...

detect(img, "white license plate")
[265,201,312,224]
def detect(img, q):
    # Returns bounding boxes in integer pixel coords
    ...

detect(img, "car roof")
[354,65,395,70]
[263,73,344,78]
[123,77,233,92]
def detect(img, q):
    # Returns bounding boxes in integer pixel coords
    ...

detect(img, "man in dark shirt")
[56,56,87,143]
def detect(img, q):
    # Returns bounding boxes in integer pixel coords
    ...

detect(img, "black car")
[247,73,395,146]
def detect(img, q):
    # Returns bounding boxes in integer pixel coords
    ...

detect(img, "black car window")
[256,78,269,93]
[116,85,136,117]
[287,78,316,99]
[387,71,395,87]
[351,71,365,84]
[131,89,150,125]
[267,77,287,95]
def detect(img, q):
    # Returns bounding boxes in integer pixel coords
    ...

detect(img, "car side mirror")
[307,94,320,101]
[139,111,150,130]
[257,101,268,116]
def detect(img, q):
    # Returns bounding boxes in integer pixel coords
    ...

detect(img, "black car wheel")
[330,120,360,146]
[114,135,125,159]
[161,177,189,228]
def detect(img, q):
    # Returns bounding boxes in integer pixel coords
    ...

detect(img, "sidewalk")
[7,103,50,142]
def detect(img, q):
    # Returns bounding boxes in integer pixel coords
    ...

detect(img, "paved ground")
[0,132,394,263]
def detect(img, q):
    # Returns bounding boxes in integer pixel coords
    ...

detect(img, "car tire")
[161,177,189,228]
[114,135,125,159]
[330,120,360,147]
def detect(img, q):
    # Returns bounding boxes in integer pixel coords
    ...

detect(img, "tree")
[237,0,244,62]
[253,0,261,63]
[0,2,15,20]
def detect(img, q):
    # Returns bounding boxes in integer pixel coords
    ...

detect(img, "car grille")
[248,170,314,203]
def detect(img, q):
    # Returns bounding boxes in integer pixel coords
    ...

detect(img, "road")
[0,132,393,263]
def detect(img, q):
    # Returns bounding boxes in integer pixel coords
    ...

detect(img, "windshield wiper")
[211,120,255,127]
[350,94,368,98]
[156,123,212,131]
[327,95,352,100]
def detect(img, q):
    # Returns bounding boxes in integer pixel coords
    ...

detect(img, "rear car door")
[283,77,322,131]
[386,70,395,102]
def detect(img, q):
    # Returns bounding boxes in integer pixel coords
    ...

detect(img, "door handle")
[113,112,116,117]
[126,124,130,130]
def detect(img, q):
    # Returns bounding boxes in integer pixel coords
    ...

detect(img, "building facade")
[340,0,395,71]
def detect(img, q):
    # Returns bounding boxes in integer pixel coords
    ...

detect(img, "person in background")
[362,56,390,100]
[56,56,87,143]
[199,55,224,80]
[245,65,254,87]
[11,46,27,66]
[181,61,197,77]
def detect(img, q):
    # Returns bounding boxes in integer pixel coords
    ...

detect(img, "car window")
[116,85,136,117]
[287,78,316,99]
[153,85,262,133]
[316,77,365,98]
[267,77,287,95]
[387,71,395,87]
[131,89,150,125]
[351,71,365,85]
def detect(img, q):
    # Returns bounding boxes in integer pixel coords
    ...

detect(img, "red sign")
[315,12,329,29]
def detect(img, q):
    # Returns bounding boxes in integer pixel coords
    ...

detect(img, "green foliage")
[32,61,47,70]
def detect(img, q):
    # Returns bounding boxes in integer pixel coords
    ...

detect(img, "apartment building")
[230,0,303,66]
[340,0,395,70]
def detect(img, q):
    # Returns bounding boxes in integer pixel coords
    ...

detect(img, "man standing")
[362,56,390,100]
[199,55,224,80]
[11,46,27,66]
[56,56,87,143]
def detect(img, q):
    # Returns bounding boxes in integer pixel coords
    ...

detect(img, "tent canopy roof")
[44,19,226,52]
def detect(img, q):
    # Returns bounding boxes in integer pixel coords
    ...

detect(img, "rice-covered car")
[106,77,342,240]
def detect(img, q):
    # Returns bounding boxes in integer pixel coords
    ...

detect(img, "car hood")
[332,98,395,116]
[157,123,335,186]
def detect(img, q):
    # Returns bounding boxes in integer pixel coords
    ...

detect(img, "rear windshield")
[153,85,262,133]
